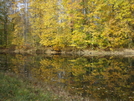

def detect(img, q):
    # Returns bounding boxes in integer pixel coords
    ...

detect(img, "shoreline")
[0,48,134,57]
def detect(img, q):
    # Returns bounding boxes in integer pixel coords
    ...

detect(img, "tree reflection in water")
[0,54,134,101]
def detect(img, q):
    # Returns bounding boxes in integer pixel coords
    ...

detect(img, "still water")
[0,54,134,101]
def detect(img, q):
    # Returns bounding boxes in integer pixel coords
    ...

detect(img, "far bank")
[0,46,134,57]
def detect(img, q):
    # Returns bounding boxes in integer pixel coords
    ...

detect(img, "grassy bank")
[0,72,61,101]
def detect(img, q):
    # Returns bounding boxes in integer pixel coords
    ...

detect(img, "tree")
[0,0,12,47]
[1,0,134,50]
[9,0,32,49]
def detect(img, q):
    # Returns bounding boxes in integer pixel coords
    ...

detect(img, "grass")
[0,72,61,101]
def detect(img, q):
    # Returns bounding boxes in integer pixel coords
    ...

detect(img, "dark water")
[0,54,134,101]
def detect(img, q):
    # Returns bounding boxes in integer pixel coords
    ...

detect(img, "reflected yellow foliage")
[2,54,134,101]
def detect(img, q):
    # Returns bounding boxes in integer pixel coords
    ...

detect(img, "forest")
[0,0,134,51]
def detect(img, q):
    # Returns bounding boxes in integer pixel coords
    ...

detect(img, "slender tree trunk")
[24,0,28,45]
[3,1,8,47]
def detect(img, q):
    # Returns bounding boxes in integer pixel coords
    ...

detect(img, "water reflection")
[0,54,134,101]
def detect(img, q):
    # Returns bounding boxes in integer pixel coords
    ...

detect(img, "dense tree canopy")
[0,0,134,50]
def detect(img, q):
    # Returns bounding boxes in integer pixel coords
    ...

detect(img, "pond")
[0,54,134,101]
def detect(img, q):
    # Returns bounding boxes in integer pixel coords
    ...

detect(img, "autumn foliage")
[1,0,134,50]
